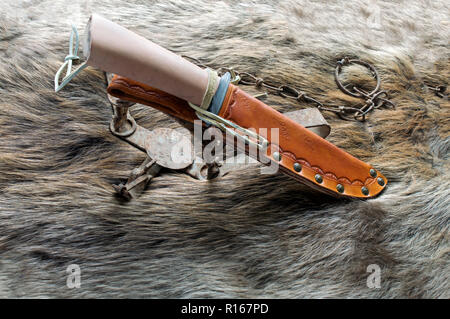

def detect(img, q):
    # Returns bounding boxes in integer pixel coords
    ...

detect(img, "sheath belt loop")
[188,70,268,151]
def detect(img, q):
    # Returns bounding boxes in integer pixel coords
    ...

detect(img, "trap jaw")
[106,73,224,200]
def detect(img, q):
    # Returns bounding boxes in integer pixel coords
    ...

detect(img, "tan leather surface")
[218,85,387,198]
[108,76,387,198]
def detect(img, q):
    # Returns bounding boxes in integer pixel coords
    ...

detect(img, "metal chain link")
[183,55,396,122]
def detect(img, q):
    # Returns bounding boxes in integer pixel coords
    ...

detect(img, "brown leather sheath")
[108,75,387,198]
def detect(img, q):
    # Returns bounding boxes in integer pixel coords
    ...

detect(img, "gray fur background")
[0,0,448,298]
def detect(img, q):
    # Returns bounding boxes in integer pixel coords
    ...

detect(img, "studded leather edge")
[266,147,387,199]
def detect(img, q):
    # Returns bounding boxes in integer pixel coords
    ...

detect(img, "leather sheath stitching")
[224,88,377,187]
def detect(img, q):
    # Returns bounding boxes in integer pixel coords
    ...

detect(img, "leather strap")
[107,76,197,123]
[107,75,387,198]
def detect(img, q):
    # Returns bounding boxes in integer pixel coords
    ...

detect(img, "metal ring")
[335,58,381,98]
[109,112,137,137]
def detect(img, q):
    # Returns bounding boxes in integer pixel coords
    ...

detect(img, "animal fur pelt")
[0,0,448,298]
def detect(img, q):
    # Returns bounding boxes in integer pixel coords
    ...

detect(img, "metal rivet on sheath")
[369,169,377,178]
[361,186,369,196]
[336,184,344,193]
[377,177,385,186]
[315,174,323,183]
[273,152,281,161]
[293,163,302,172]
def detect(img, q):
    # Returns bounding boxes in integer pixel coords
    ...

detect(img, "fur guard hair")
[0,0,448,298]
